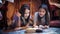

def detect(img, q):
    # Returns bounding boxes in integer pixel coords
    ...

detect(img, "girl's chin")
[24,17,28,19]
[40,16,43,17]
[39,15,45,17]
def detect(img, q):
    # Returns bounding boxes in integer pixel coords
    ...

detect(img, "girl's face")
[38,8,46,17]
[24,9,30,19]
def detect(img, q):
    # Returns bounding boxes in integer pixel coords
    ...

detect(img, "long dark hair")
[19,4,30,23]
[40,0,50,12]
[38,6,50,25]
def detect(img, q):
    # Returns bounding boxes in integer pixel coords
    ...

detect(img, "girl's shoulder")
[34,12,39,17]
[35,12,39,15]
[13,13,21,20]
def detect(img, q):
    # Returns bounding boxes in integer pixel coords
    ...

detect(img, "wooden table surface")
[25,27,60,34]
[0,27,60,34]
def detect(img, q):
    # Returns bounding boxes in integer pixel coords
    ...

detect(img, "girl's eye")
[43,11,45,13]
[25,12,27,14]
[25,13,27,14]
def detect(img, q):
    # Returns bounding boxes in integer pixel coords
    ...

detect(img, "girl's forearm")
[17,17,21,27]
[33,22,37,27]
[54,3,60,8]
[49,0,60,8]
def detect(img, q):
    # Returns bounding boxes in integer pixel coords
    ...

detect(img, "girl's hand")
[14,27,22,30]
[34,26,38,28]
[44,25,49,29]
[39,25,45,29]
[39,25,49,29]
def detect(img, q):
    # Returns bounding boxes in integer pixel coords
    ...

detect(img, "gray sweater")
[34,12,50,26]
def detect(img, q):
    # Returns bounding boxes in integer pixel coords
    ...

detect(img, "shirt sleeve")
[46,11,50,25]
[34,12,38,23]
